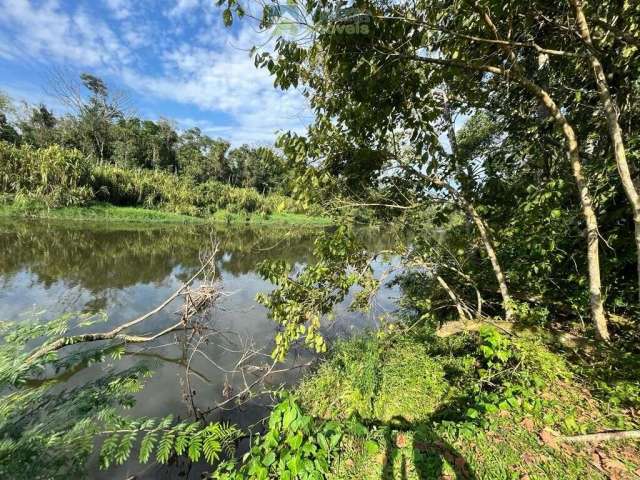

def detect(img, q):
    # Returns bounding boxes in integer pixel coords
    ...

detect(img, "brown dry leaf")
[539,428,559,449]
[454,456,467,470]
[395,433,408,449]
[345,459,355,468]
[521,452,536,465]
[520,418,535,432]
[603,457,628,477]
[520,475,531,480]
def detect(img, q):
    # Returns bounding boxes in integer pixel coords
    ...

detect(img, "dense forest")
[1,0,640,479]
[0,74,315,220]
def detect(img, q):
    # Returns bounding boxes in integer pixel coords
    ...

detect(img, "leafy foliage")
[0,142,92,207]
[257,226,377,360]
[99,415,240,469]
[0,141,312,217]
[0,312,240,479]
[213,396,342,480]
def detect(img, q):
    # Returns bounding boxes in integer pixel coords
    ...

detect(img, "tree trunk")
[570,0,640,302]
[439,88,514,321]
[436,275,469,321]
[427,173,515,321]
[532,83,610,341]
[410,55,610,340]
[465,201,514,321]
[473,4,609,337]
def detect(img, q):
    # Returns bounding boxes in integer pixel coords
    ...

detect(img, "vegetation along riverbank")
[0,141,329,225]
[1,0,639,479]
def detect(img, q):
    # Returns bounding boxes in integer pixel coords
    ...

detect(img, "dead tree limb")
[25,247,219,364]
[560,430,640,443]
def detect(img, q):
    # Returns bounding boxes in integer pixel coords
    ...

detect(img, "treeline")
[0,74,310,216]
[0,142,307,217]
[0,74,290,193]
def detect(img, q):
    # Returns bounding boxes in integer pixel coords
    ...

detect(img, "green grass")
[296,329,640,479]
[0,202,331,226]
[209,209,332,226]
[0,203,204,223]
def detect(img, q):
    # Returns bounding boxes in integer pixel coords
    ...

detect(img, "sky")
[0,0,311,145]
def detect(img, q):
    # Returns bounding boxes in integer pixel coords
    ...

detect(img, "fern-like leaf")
[138,431,157,463]
[156,430,175,464]
[174,422,198,455]
[188,433,203,462]
[203,432,221,464]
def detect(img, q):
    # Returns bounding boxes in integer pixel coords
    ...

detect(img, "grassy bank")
[288,327,640,479]
[0,202,331,226]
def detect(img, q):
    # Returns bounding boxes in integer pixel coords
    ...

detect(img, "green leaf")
[286,432,304,451]
[262,450,276,467]
[139,432,157,463]
[364,439,379,455]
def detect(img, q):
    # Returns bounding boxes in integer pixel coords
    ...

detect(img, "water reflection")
[0,219,399,478]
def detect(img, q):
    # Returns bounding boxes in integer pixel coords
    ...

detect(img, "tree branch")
[25,249,218,364]
[560,430,640,443]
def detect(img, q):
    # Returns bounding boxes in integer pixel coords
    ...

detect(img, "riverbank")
[284,326,640,479]
[0,202,332,226]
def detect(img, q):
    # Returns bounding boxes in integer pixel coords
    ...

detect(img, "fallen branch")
[435,319,515,337]
[25,247,219,364]
[560,430,640,443]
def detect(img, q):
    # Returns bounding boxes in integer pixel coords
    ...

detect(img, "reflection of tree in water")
[0,220,319,292]
[0,220,399,296]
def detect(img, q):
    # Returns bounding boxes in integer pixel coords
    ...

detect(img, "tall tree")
[19,104,57,148]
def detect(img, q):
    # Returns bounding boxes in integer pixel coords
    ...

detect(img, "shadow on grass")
[378,416,476,480]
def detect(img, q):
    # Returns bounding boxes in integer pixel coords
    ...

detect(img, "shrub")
[0,143,317,218]
[91,164,196,214]
[298,335,447,423]
[0,142,93,207]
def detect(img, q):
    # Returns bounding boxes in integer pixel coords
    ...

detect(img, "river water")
[0,219,399,478]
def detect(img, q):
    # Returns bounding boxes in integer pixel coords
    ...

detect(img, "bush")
[298,335,446,423]
[0,143,317,218]
[91,164,195,213]
[0,142,93,207]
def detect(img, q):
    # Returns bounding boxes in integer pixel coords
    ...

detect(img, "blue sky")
[0,0,310,145]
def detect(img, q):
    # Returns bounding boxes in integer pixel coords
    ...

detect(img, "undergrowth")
[294,326,640,479]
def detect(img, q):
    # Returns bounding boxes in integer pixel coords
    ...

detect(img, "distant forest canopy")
[0,73,289,194]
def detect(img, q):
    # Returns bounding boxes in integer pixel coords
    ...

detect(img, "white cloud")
[0,0,130,67]
[120,25,310,145]
[0,0,310,145]
[167,0,201,17]
[104,0,132,19]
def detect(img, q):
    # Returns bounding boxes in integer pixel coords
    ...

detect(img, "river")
[0,219,399,478]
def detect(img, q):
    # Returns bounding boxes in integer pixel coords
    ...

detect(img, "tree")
[177,128,230,182]
[0,92,20,144]
[140,119,179,171]
[50,72,127,163]
[18,104,57,147]
[568,0,640,301]
[219,0,640,340]
[111,117,146,167]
